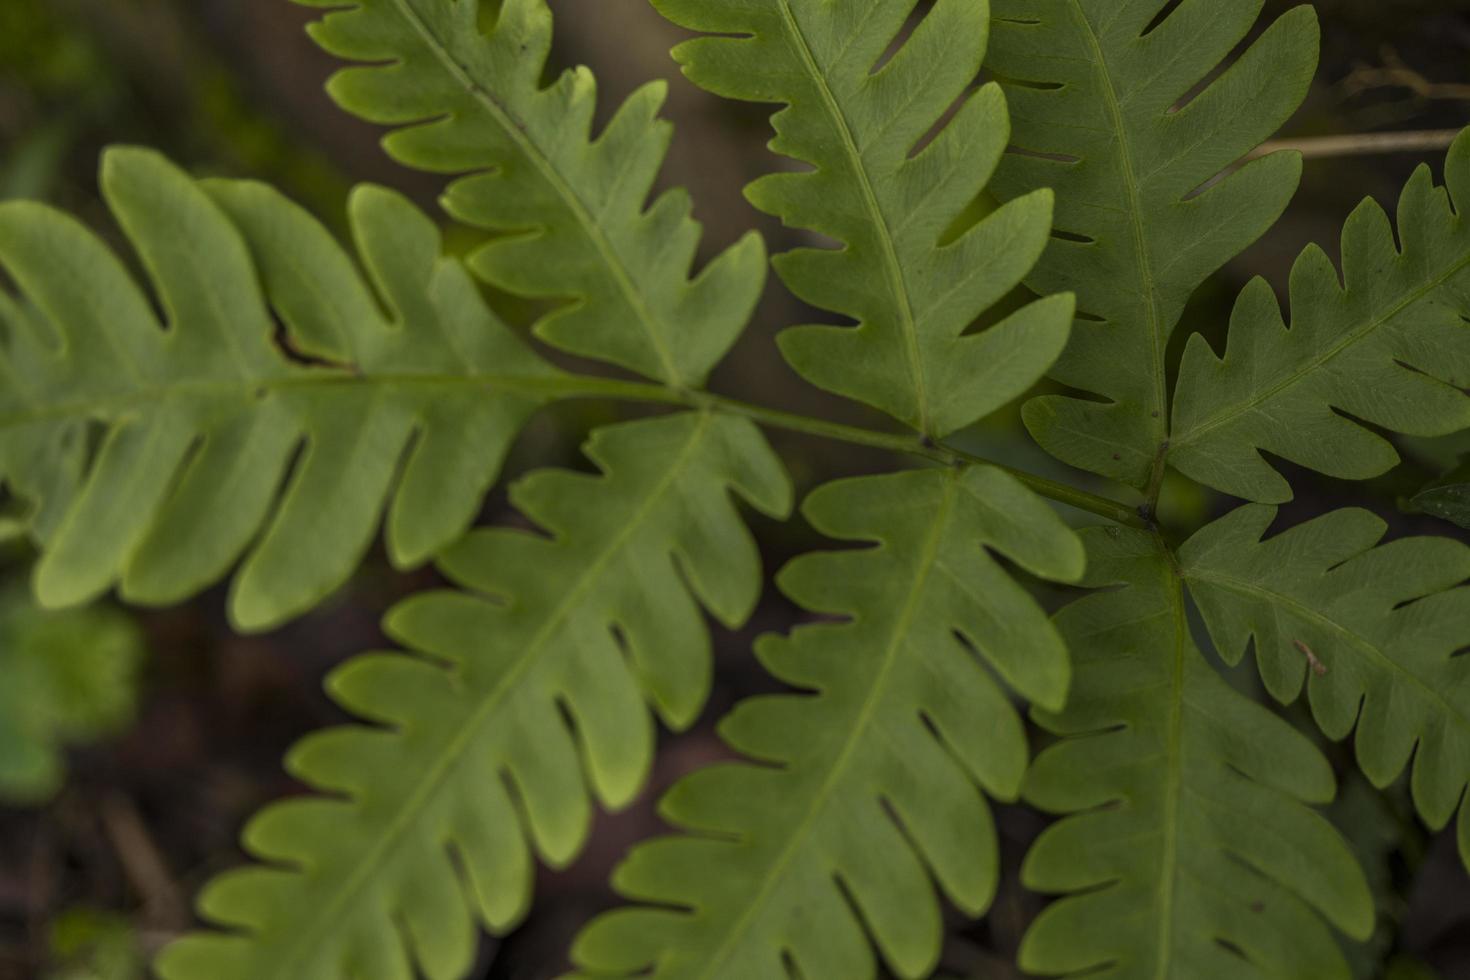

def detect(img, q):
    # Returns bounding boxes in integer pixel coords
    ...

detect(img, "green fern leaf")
[1178,505,1470,866]
[1171,131,1470,502]
[297,0,765,388]
[155,411,792,980]
[0,148,559,631]
[1021,525,1373,980]
[988,0,1318,486]
[570,466,1082,979]
[648,0,1074,437]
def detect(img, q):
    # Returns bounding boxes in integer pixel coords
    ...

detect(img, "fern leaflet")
[155,412,792,980]
[1171,131,1470,502]
[1020,526,1373,980]
[571,467,1082,979]
[649,0,1074,436]
[988,0,1318,486]
[298,0,765,387]
[1179,504,1470,871]
[0,148,557,631]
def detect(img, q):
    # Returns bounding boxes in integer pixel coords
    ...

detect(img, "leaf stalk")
[565,377,1148,529]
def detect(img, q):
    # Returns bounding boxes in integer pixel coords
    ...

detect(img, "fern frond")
[648,0,1074,437]
[1021,526,1373,980]
[1179,505,1470,870]
[155,412,792,980]
[1171,131,1470,502]
[987,0,1319,486]
[297,0,765,387]
[570,467,1082,979]
[0,148,560,631]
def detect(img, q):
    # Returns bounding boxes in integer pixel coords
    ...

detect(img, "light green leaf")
[0,587,145,805]
[1179,505,1470,865]
[988,0,1318,486]
[297,0,765,388]
[570,466,1082,979]
[155,412,791,980]
[649,0,1074,437]
[0,148,557,631]
[1021,526,1373,980]
[1171,131,1470,502]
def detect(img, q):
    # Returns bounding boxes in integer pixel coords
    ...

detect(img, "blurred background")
[1,0,1469,977]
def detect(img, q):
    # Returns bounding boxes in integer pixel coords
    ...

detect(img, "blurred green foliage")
[1385,957,1445,980]
[0,587,145,804]
[0,0,348,218]
[0,0,107,93]
[46,908,146,980]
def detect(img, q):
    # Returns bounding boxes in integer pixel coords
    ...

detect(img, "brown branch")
[100,794,188,931]
[1250,129,1464,161]
[1341,48,1470,104]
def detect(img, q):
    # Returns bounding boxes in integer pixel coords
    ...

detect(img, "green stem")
[570,378,1147,529]
[0,367,1143,530]
[1143,439,1171,524]
[937,437,1149,530]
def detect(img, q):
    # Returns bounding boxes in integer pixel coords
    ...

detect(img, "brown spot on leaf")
[1294,640,1327,677]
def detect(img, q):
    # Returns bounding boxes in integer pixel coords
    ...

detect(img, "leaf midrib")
[263,410,716,976]
[689,469,959,978]
[1171,248,1470,451]
[389,0,683,385]
[1154,547,1188,980]
[0,371,601,431]
[1069,1,1169,456]
[773,0,931,434]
